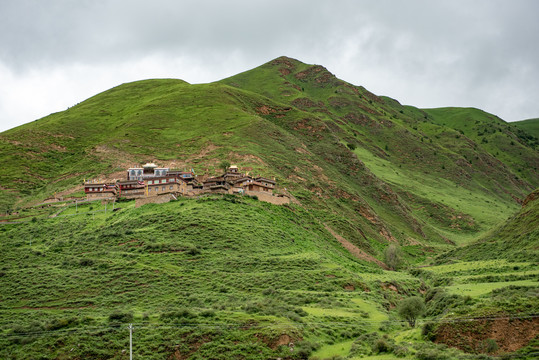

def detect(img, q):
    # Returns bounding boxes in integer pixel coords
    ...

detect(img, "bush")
[160,308,194,320]
[108,310,133,324]
[373,338,391,353]
[483,338,499,354]
[422,322,437,341]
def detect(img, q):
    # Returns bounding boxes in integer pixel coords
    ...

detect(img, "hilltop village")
[84,163,290,205]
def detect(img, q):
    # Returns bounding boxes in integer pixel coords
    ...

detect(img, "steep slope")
[424,108,538,187]
[437,188,539,263]
[513,118,539,140]
[2,56,538,257]
[220,56,539,244]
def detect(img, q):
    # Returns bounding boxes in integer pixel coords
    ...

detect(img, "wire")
[3,313,538,338]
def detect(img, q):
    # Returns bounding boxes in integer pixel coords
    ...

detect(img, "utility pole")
[128,323,133,360]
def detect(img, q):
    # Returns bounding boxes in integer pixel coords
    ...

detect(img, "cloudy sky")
[1,0,538,132]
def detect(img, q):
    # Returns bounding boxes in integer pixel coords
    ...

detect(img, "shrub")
[108,310,133,324]
[422,322,437,341]
[160,308,194,320]
[373,338,391,353]
[483,338,499,354]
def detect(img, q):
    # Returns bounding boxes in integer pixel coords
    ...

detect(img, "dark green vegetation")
[1,56,538,359]
[514,118,539,140]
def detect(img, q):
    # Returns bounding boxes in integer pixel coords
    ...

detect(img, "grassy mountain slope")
[436,188,539,263]
[0,196,422,359]
[412,190,539,356]
[2,56,539,258]
[220,57,538,244]
[1,56,538,358]
[513,118,539,140]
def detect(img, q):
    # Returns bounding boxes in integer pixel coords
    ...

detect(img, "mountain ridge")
[1,56,538,253]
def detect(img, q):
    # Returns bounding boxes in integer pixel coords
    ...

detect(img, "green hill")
[2,56,537,251]
[0,196,422,359]
[436,188,539,263]
[1,56,538,359]
[513,118,539,141]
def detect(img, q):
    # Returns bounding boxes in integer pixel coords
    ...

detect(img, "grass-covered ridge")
[2,56,538,254]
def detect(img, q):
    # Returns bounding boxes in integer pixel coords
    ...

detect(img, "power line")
[4,313,538,338]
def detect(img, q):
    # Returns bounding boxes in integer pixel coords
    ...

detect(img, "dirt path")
[324,224,388,269]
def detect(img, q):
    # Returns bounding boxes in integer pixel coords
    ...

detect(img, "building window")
[169,186,173,190]
[162,186,165,191]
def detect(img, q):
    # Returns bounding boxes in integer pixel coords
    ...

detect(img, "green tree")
[384,244,404,270]
[219,160,231,173]
[398,296,425,328]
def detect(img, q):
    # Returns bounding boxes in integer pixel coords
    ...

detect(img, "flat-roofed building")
[84,183,117,200]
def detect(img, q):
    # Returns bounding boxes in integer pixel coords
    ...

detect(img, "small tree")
[219,160,231,173]
[398,296,425,328]
[384,244,404,270]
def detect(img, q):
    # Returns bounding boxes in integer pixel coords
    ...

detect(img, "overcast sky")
[1,0,538,132]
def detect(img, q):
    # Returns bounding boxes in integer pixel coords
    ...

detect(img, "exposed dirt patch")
[2,139,23,145]
[406,237,422,246]
[295,65,339,87]
[94,145,139,169]
[255,333,296,350]
[295,146,311,155]
[381,282,399,293]
[279,68,291,76]
[522,189,539,207]
[324,224,388,269]
[168,334,213,360]
[291,97,324,110]
[347,113,382,129]
[271,56,297,69]
[293,118,326,135]
[256,105,291,118]
[435,316,539,355]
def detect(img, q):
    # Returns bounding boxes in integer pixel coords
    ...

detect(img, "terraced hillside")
[0,196,423,359]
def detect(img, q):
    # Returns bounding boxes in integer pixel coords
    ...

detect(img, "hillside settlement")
[84,163,290,205]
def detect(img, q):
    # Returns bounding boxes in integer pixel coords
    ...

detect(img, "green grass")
[0,196,396,359]
[513,118,539,139]
[446,280,538,297]
[312,339,354,359]
[351,298,388,323]
[422,259,533,274]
